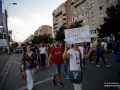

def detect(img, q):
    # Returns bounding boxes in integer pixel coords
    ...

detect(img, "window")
[101,21,104,25]
[92,17,95,20]
[83,19,88,23]
[98,0,103,2]
[82,6,85,10]
[91,3,94,7]
[84,12,88,16]
[69,16,71,18]
[92,24,95,27]
[99,13,104,17]
[99,5,104,10]
[78,9,81,12]
[79,14,82,18]
[113,0,117,2]
[91,10,94,14]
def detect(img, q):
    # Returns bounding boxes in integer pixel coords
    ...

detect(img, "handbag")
[70,50,82,84]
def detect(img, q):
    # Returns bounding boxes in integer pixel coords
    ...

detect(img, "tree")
[69,21,82,29]
[55,25,67,41]
[32,34,53,44]
[55,21,82,41]
[14,42,18,47]
[97,4,120,40]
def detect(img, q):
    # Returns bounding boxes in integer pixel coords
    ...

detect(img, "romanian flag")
[93,40,98,46]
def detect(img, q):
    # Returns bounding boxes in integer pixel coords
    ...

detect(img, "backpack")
[116,45,120,63]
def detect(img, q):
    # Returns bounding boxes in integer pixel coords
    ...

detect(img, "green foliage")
[69,21,82,29]
[97,4,120,40]
[55,25,67,41]
[32,34,53,44]
[55,21,82,41]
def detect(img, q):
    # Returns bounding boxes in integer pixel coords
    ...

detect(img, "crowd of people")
[21,39,120,90]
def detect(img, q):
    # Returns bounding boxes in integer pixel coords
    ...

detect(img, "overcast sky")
[2,0,66,42]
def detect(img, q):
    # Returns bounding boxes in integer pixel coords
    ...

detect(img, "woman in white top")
[39,42,47,70]
[62,42,92,90]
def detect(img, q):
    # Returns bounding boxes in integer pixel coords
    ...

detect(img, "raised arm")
[62,43,70,60]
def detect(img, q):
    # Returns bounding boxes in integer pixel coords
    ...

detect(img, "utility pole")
[5,9,10,54]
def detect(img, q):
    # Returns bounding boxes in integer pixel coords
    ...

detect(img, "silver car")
[16,46,23,53]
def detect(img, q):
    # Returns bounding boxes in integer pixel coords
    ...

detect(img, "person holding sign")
[62,42,93,90]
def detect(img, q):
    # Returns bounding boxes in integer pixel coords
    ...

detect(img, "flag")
[93,40,98,46]
[0,0,3,26]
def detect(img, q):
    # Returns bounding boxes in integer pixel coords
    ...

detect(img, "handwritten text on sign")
[65,26,91,43]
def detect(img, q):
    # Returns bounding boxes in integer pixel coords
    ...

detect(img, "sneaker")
[96,65,100,67]
[62,70,66,74]
[105,65,111,68]
[58,82,64,87]
[66,75,69,79]
[91,61,94,64]
[52,80,56,86]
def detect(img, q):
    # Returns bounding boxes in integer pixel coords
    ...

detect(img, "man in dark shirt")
[22,42,28,58]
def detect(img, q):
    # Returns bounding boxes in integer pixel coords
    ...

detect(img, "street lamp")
[14,32,18,42]
[5,3,17,54]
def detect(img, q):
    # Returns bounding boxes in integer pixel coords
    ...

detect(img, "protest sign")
[65,25,91,43]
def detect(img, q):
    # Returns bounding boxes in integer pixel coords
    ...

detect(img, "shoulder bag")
[70,50,82,84]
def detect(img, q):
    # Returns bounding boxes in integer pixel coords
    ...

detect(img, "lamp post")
[5,3,17,54]
[14,32,18,42]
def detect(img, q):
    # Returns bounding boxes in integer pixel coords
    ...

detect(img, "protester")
[47,41,64,87]
[60,42,69,79]
[96,39,111,68]
[101,39,108,61]
[62,42,93,90]
[39,42,47,70]
[21,45,39,90]
[86,42,94,63]
[22,42,28,58]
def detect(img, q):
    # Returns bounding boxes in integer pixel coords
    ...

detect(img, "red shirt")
[50,47,63,64]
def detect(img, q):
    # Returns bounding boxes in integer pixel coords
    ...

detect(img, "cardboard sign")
[65,25,91,43]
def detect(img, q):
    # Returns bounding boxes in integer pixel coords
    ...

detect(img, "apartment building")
[34,25,53,38]
[53,0,118,38]
[70,0,118,38]
[52,2,66,35]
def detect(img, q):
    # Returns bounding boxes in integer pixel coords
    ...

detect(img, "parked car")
[16,46,23,53]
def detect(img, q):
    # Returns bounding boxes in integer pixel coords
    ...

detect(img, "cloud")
[8,10,52,42]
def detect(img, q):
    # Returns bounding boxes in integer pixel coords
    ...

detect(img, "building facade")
[52,2,67,35]
[53,0,118,38]
[34,25,53,38]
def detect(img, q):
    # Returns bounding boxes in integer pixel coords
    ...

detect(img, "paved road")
[3,52,120,90]
[0,51,11,72]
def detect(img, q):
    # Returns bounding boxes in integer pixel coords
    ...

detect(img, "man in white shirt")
[101,39,108,61]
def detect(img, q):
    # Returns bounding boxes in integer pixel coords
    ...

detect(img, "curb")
[0,54,14,90]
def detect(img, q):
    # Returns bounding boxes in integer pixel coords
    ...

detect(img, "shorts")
[53,64,62,74]
[103,50,107,54]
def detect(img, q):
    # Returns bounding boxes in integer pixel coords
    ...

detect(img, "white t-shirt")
[68,49,82,71]
[78,46,84,60]
[101,42,107,50]
[39,47,46,54]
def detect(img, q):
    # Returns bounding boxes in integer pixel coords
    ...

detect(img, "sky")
[2,0,66,42]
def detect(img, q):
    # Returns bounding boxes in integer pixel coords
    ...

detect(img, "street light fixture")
[5,3,17,54]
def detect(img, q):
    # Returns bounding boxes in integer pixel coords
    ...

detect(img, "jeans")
[83,58,85,66]
[53,64,62,74]
[26,69,35,90]
[96,54,107,65]
[40,54,46,67]
[63,58,69,75]
[73,83,82,90]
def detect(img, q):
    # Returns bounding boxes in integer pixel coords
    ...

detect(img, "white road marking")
[47,70,54,75]
[15,70,20,76]
[17,77,52,90]
[13,61,21,65]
